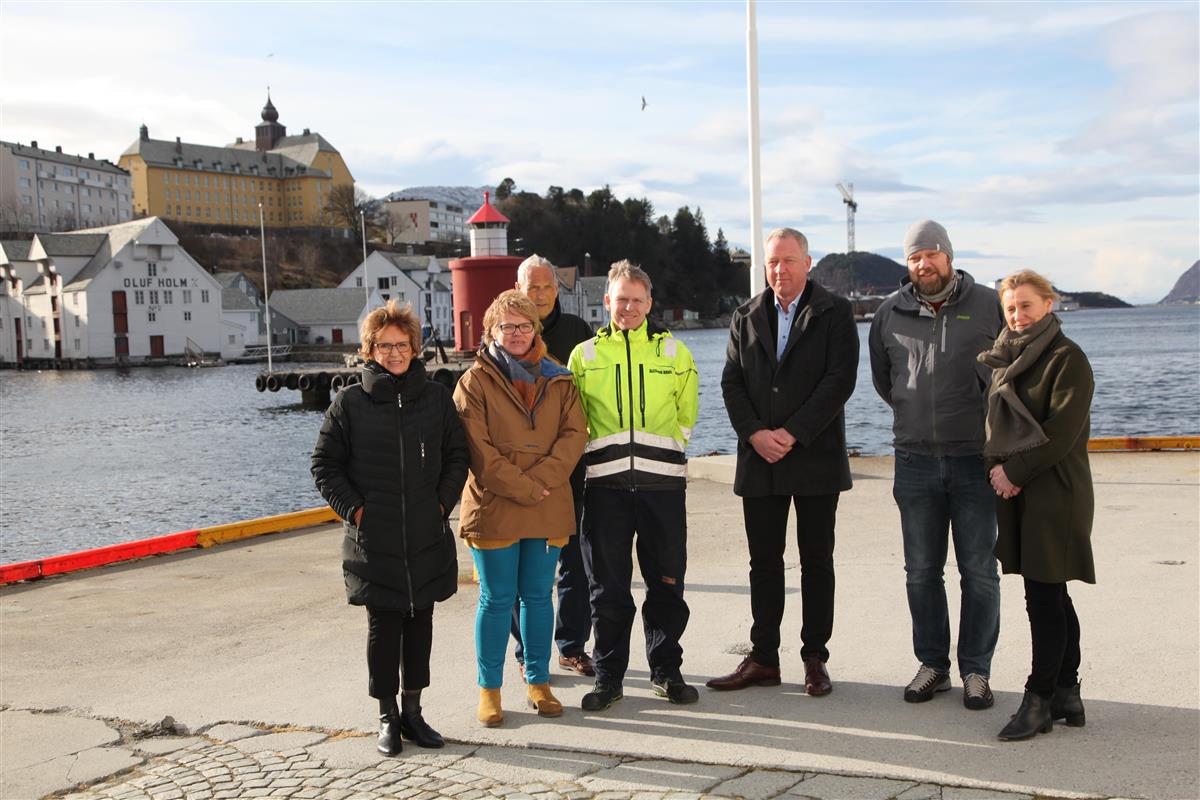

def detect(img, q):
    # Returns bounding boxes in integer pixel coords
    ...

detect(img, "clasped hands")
[989,465,1021,499]
[750,428,796,464]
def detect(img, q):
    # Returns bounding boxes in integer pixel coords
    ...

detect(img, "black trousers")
[743,493,839,666]
[366,605,433,699]
[1023,578,1081,697]
[580,487,689,685]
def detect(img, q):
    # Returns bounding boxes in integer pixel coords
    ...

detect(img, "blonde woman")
[453,290,587,727]
[979,271,1095,741]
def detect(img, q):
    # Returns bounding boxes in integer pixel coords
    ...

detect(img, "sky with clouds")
[2,1,1196,302]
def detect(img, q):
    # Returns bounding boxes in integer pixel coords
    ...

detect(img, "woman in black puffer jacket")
[312,300,468,757]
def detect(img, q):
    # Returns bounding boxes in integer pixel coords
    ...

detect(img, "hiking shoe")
[581,681,623,712]
[963,673,994,710]
[651,675,699,705]
[904,665,952,703]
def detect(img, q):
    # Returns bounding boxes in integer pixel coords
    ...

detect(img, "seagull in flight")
[641,96,647,111]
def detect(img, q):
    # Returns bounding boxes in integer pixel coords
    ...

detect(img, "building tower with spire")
[255,94,287,151]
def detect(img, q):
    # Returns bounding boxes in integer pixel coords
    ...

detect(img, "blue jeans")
[472,539,561,688]
[893,450,1000,677]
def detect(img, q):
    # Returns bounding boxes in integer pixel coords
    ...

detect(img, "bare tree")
[323,185,386,245]
[381,206,417,245]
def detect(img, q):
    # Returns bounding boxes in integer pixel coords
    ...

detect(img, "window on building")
[148,263,157,276]
[355,277,363,288]
[62,167,73,177]
[149,290,159,304]
[72,293,79,306]
[201,290,210,303]
[19,159,29,168]
[163,290,173,304]
[18,177,30,187]
[75,316,79,327]
[74,338,80,350]
[182,289,192,304]
[183,311,192,321]
[20,195,31,205]
[229,334,237,344]
[148,311,156,322]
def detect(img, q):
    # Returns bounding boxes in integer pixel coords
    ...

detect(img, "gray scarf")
[977,313,1061,458]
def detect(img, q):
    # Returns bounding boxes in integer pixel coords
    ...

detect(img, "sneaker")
[650,675,699,705]
[581,681,623,712]
[962,673,994,710]
[904,665,952,703]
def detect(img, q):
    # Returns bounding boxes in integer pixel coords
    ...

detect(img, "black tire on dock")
[298,373,315,391]
[285,373,300,390]
[255,374,267,392]
[433,368,457,390]
[266,374,284,392]
[330,374,346,391]
[347,373,361,385]
[317,372,331,388]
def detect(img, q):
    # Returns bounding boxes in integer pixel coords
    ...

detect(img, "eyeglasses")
[495,322,535,335]
[373,342,412,354]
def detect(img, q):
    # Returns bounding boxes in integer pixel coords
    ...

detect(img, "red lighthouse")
[449,191,522,351]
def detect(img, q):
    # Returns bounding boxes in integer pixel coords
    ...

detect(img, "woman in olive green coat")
[980,269,1095,743]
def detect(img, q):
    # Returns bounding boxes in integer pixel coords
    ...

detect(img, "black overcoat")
[311,360,469,610]
[721,281,859,497]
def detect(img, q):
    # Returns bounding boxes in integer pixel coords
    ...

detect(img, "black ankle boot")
[377,697,402,756]
[1051,682,1085,727]
[399,689,444,749]
[997,691,1053,741]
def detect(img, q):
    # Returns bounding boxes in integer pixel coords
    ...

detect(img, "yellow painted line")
[196,507,340,548]
[1088,436,1199,452]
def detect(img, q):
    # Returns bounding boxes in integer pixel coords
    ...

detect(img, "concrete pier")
[2,453,1197,800]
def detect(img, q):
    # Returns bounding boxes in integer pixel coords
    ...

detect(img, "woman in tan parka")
[453,290,587,727]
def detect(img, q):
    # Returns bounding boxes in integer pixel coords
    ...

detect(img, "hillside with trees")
[496,180,748,317]
[810,252,906,296]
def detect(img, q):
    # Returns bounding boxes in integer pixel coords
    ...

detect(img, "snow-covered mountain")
[382,185,493,209]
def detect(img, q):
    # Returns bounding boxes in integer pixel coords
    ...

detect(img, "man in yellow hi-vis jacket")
[567,260,699,712]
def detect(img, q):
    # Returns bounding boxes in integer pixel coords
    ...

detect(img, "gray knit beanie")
[903,219,953,261]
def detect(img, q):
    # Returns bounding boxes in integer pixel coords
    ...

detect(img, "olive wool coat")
[311,360,469,610]
[990,332,1096,584]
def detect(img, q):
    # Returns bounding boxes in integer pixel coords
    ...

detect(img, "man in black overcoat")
[712,227,859,696]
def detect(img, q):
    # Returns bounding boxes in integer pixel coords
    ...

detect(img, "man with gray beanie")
[868,220,1004,711]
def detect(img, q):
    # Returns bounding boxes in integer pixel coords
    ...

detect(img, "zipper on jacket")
[624,331,636,490]
[930,314,940,452]
[614,363,624,427]
[638,363,646,428]
[397,392,415,616]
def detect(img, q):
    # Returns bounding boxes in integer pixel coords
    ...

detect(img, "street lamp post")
[360,209,370,311]
[258,202,273,373]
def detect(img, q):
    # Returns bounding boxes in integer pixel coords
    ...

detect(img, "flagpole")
[259,202,273,373]
[746,0,765,297]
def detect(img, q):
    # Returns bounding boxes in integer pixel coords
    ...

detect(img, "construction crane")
[835,182,857,253]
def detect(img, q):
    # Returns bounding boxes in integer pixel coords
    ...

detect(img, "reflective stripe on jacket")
[567,319,698,490]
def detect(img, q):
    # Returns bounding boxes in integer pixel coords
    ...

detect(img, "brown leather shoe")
[705,656,781,691]
[558,653,596,676]
[803,656,832,697]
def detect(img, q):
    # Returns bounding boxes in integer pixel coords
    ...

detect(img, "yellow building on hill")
[118,95,354,229]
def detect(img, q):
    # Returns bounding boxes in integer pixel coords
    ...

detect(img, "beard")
[914,271,953,296]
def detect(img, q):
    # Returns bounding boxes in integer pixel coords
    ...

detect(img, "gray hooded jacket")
[868,270,1004,457]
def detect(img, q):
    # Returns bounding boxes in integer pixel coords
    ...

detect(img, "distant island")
[811,252,1132,308]
[1160,261,1200,304]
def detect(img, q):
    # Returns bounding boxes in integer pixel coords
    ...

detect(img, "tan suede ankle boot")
[526,683,563,717]
[477,688,503,727]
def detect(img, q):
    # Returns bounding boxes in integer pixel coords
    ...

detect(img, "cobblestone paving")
[50,722,1043,800]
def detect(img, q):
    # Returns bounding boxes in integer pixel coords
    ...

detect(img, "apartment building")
[0,141,133,233]
[382,197,469,245]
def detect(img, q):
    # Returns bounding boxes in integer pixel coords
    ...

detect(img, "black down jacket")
[311,360,469,610]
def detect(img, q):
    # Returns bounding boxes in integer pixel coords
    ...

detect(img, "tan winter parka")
[453,350,587,542]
